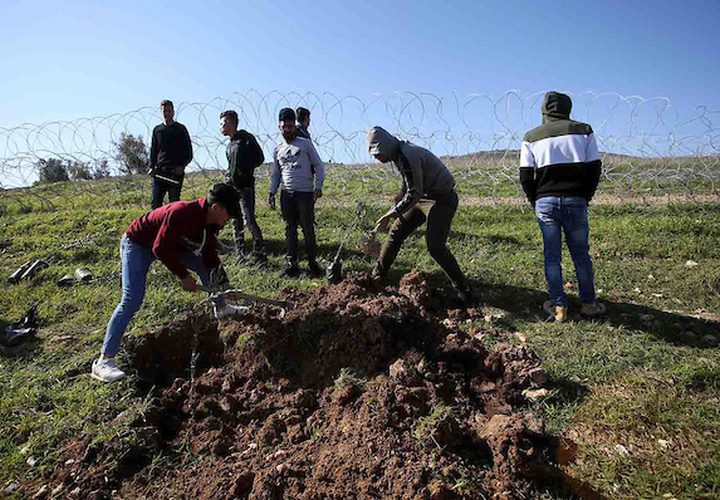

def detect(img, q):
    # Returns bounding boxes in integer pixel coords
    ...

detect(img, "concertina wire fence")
[1,90,719,210]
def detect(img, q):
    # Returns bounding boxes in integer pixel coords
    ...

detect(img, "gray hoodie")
[366,127,455,216]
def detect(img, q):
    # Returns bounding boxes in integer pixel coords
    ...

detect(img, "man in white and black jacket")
[149,100,193,209]
[220,110,267,265]
[520,91,605,322]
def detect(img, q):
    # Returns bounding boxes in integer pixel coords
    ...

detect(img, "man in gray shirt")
[367,126,474,305]
[269,108,325,278]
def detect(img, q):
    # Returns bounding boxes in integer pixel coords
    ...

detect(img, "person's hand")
[268,195,276,210]
[375,211,394,231]
[173,166,184,176]
[314,189,323,201]
[181,275,197,292]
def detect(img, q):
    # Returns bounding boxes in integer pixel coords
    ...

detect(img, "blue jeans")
[101,235,225,357]
[535,196,596,307]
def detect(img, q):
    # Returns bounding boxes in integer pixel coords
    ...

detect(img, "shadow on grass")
[485,281,719,348]
[379,267,719,349]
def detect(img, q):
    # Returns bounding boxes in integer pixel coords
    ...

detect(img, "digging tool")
[198,285,294,310]
[326,220,361,284]
[326,202,370,284]
[149,166,182,186]
[358,224,382,259]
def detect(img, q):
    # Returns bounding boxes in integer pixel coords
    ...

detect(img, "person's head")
[206,183,239,227]
[542,91,572,122]
[160,99,175,124]
[366,126,401,164]
[278,108,296,142]
[296,107,311,127]
[220,110,239,137]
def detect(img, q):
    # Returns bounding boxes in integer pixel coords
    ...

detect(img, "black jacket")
[150,122,193,177]
[226,130,265,189]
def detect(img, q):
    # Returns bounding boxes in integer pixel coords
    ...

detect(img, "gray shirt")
[270,137,325,195]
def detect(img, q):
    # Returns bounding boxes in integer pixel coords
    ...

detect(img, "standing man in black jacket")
[149,100,193,209]
[220,110,267,265]
[295,107,311,141]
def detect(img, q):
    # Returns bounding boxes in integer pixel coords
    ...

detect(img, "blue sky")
[0,0,718,127]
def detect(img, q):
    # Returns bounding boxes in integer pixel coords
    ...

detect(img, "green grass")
[1,174,719,497]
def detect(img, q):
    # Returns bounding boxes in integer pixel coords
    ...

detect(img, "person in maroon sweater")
[91,184,245,382]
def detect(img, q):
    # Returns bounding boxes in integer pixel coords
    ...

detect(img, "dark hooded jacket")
[519,92,602,204]
[366,127,455,216]
[295,124,311,141]
[225,130,265,189]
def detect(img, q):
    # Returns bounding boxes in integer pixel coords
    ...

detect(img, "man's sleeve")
[269,148,281,196]
[391,151,423,216]
[519,141,537,205]
[238,135,265,178]
[583,133,602,202]
[307,142,325,190]
[152,210,189,279]
[251,135,265,167]
[150,127,158,168]
[182,125,193,168]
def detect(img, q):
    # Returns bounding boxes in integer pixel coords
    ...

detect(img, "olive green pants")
[374,190,467,287]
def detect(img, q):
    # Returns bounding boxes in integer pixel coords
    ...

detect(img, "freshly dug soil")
[36,272,570,499]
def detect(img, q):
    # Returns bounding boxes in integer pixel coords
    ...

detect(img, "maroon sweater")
[125,197,220,278]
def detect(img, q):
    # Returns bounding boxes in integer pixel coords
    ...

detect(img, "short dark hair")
[207,183,239,218]
[220,110,239,126]
[160,99,174,108]
[278,107,296,122]
[296,107,310,122]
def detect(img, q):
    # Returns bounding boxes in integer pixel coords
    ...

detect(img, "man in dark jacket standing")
[366,126,474,304]
[520,91,605,322]
[220,110,267,265]
[149,99,193,209]
[91,184,246,382]
[295,107,311,141]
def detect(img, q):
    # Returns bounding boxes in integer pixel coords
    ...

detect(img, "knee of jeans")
[120,293,143,312]
[543,246,562,263]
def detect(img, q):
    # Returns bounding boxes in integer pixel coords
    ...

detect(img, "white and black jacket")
[519,92,602,205]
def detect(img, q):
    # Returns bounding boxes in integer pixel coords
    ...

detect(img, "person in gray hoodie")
[366,126,474,304]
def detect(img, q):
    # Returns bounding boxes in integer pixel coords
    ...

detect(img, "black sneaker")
[454,283,478,306]
[307,260,323,278]
[280,265,300,278]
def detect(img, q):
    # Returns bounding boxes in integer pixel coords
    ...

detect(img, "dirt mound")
[35,272,568,499]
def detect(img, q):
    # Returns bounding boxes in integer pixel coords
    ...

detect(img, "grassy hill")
[1,174,719,497]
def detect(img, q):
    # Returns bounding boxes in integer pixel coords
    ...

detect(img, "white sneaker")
[214,303,250,320]
[91,358,126,382]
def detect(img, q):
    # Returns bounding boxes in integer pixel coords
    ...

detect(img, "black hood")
[542,91,572,123]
